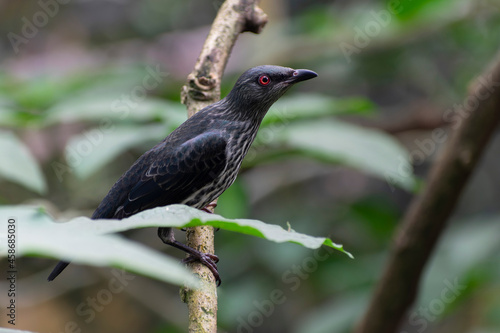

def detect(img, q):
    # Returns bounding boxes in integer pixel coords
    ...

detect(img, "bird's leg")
[158,227,221,286]
[201,201,217,214]
[201,201,220,232]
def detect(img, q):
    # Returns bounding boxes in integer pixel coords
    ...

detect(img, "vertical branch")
[354,54,500,333]
[179,1,267,332]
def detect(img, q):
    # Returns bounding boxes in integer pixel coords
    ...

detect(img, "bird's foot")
[158,227,221,286]
[183,252,221,286]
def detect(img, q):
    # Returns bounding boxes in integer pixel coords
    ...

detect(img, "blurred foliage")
[0,0,500,333]
[0,65,416,195]
[0,131,46,194]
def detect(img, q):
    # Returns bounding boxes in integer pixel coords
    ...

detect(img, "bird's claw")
[183,252,221,286]
[184,252,219,264]
[209,253,219,263]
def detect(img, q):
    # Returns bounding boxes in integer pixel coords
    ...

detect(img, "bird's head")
[224,65,317,121]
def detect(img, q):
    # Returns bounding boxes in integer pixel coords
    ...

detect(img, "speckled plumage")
[48,65,317,282]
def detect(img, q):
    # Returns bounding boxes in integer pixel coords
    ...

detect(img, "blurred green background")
[1,0,500,332]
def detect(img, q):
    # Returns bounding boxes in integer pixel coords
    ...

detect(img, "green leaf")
[9,76,71,110]
[0,108,19,127]
[0,206,199,288]
[57,205,353,258]
[0,204,351,288]
[262,94,375,127]
[0,96,23,127]
[278,120,416,191]
[0,131,47,194]
[392,0,453,21]
[65,124,167,179]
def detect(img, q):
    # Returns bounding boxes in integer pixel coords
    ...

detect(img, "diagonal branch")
[181,0,267,117]
[178,1,267,333]
[355,53,500,333]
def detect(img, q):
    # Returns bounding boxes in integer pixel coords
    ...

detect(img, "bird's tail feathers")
[48,261,70,281]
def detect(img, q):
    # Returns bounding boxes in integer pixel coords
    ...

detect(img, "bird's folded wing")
[122,132,228,215]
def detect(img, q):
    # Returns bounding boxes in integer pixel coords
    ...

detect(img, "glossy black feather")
[48,65,317,282]
[121,132,227,217]
[91,116,228,219]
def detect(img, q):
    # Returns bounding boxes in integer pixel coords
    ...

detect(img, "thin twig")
[354,53,500,333]
[178,1,267,332]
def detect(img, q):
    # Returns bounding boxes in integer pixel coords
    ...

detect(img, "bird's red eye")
[258,75,270,86]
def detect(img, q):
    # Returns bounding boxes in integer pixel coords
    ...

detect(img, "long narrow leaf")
[55,205,353,258]
[65,124,167,179]
[277,120,417,191]
[0,206,198,287]
[0,131,46,194]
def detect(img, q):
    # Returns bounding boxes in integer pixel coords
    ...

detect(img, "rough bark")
[354,54,500,333]
[178,1,268,332]
[181,0,267,117]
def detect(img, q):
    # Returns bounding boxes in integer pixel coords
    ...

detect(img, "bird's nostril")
[293,71,299,76]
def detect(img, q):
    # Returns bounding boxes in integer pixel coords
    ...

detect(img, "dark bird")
[48,65,317,285]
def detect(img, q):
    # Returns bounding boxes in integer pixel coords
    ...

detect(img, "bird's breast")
[181,122,260,209]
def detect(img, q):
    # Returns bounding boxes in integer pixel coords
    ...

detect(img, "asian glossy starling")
[48,65,317,285]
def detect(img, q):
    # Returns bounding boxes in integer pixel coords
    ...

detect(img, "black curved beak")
[289,69,318,84]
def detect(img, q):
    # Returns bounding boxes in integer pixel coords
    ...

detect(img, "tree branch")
[178,1,267,332]
[355,53,500,333]
[181,0,267,117]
